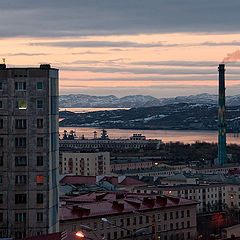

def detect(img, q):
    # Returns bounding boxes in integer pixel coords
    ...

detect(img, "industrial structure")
[218,64,227,165]
[0,64,59,238]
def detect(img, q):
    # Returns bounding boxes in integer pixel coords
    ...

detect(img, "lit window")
[16,100,27,110]
[37,82,43,90]
[37,175,43,184]
[15,82,26,90]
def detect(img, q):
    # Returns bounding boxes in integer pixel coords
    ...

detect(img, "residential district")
[0,64,240,240]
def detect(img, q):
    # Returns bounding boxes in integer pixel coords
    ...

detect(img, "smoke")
[222,49,240,63]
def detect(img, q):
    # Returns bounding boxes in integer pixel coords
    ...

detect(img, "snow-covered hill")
[59,93,240,108]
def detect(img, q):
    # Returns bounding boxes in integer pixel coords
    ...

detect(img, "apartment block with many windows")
[0,64,59,239]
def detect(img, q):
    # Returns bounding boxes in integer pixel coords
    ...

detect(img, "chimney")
[218,64,227,165]
[0,64,6,69]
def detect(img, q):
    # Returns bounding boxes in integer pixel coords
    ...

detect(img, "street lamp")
[132,210,158,240]
[75,231,85,238]
[78,224,102,240]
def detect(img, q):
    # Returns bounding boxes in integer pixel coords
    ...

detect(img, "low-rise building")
[60,192,198,240]
[111,159,154,172]
[61,152,110,176]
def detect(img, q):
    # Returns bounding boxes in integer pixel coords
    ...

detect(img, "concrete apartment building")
[0,64,59,239]
[60,192,198,240]
[61,152,110,175]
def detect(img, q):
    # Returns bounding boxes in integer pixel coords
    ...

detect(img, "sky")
[1,0,240,97]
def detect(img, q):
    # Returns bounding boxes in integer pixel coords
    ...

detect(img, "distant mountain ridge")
[59,93,240,108]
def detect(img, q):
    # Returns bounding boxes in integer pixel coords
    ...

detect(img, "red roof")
[60,175,145,186]
[60,176,96,185]
[60,192,198,221]
[22,231,98,240]
[228,169,240,175]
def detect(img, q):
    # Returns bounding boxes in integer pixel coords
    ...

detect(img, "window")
[37,193,43,204]
[181,222,184,229]
[0,194,3,204]
[176,222,179,229]
[164,213,167,220]
[133,217,136,225]
[15,232,26,239]
[0,156,2,166]
[37,212,43,222]
[37,100,43,109]
[139,216,143,224]
[15,175,27,185]
[181,210,184,218]
[0,176,2,184]
[127,218,130,226]
[170,223,173,230]
[37,82,43,90]
[146,215,149,224]
[187,210,190,217]
[15,156,27,166]
[170,212,173,219]
[0,82,2,90]
[16,100,27,109]
[15,82,26,90]
[37,137,43,147]
[37,156,43,166]
[0,101,2,109]
[176,211,179,219]
[0,213,3,222]
[37,119,43,128]
[0,138,3,147]
[0,119,3,128]
[187,221,190,228]
[120,218,124,227]
[15,119,27,129]
[15,213,26,222]
[37,175,43,184]
[15,137,26,147]
[15,194,27,204]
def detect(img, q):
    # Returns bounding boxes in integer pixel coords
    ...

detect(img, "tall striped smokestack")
[218,64,227,165]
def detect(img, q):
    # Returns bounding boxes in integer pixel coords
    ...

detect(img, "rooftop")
[60,175,146,186]
[60,192,198,221]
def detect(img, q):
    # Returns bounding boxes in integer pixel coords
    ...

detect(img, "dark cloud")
[131,60,240,67]
[60,66,240,75]
[30,40,176,48]
[7,53,50,56]
[29,40,240,49]
[1,0,240,38]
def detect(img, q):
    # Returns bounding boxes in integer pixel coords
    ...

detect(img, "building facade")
[61,152,110,175]
[0,64,59,238]
[60,192,198,240]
